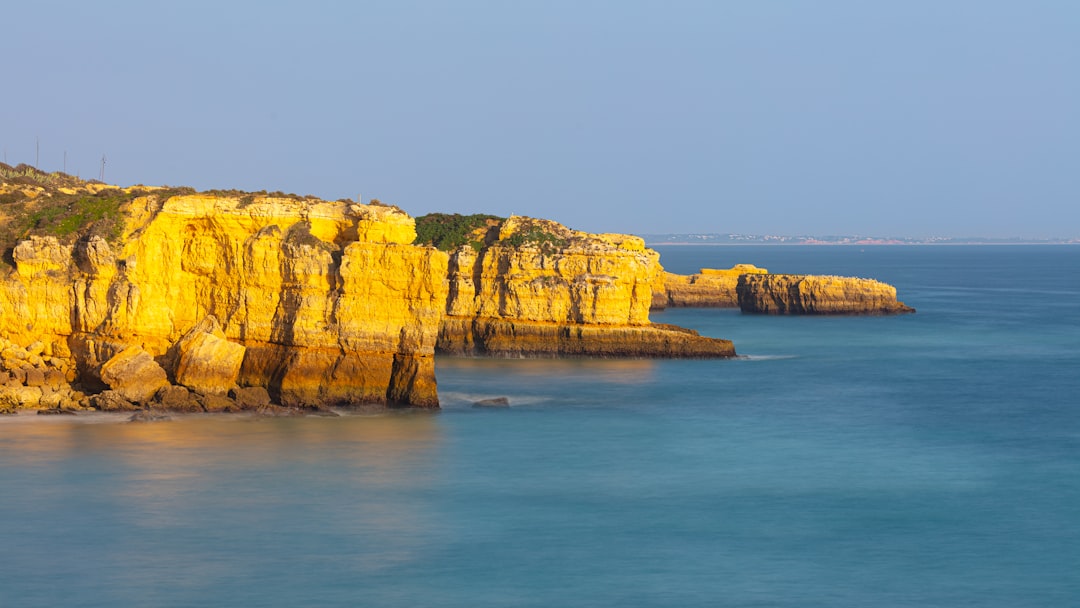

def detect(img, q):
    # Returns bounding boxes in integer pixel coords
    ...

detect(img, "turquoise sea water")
[2,245,1078,607]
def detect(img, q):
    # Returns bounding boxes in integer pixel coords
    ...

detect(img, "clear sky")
[2,1,1077,238]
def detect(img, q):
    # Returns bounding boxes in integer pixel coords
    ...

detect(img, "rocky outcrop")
[439,216,735,358]
[439,317,734,357]
[736,274,915,315]
[1,190,448,409]
[1,173,741,414]
[657,264,768,308]
[0,337,82,413]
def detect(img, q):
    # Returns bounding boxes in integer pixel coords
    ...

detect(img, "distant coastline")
[641,234,1080,246]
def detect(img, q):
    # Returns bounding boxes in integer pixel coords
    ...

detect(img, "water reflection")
[437,356,657,383]
[0,412,444,579]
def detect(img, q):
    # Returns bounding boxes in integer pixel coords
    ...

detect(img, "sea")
[1,245,1078,607]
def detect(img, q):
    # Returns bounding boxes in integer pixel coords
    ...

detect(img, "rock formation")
[438,216,735,358]
[656,264,768,308]
[1,178,448,410]
[1,170,739,414]
[736,274,915,315]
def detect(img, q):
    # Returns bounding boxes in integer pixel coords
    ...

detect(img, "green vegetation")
[501,225,568,252]
[414,213,504,251]
[0,188,136,259]
[0,178,193,267]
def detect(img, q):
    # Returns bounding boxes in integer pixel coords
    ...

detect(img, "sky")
[2,1,1077,239]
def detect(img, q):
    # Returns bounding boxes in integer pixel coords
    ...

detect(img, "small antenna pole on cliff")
[63,150,67,174]
[99,154,106,182]
[36,137,39,168]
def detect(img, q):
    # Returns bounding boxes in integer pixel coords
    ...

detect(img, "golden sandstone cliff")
[659,266,913,314]
[0,170,733,414]
[736,274,915,315]
[656,264,769,308]
[438,216,734,357]
[1,166,911,415]
[1,175,447,412]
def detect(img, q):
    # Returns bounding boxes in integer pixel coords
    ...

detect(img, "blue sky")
[2,1,1077,238]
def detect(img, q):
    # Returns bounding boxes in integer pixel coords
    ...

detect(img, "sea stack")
[736,274,915,315]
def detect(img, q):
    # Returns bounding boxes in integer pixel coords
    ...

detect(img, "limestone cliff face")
[657,265,768,308]
[1,192,448,408]
[439,216,734,358]
[736,274,915,315]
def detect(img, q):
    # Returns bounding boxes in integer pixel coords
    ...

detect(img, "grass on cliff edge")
[0,163,199,267]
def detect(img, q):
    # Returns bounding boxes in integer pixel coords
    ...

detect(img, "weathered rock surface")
[1,176,745,413]
[736,274,915,315]
[99,346,170,404]
[229,386,272,410]
[151,385,203,412]
[171,316,245,395]
[657,265,768,308]
[1,191,448,409]
[439,317,734,358]
[0,336,81,411]
[439,216,735,358]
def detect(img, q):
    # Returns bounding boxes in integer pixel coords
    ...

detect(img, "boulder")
[198,393,237,413]
[90,390,138,411]
[99,346,169,404]
[473,397,510,407]
[151,385,204,412]
[24,368,45,388]
[0,389,17,414]
[43,369,66,389]
[229,386,271,410]
[38,392,66,409]
[172,316,246,395]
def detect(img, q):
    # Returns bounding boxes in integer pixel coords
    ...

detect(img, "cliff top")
[0,165,419,265]
[3,166,651,267]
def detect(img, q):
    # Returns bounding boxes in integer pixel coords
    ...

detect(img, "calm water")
[2,245,1079,607]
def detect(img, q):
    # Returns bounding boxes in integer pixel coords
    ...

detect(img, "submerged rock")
[129,409,172,423]
[473,397,510,407]
[37,408,77,416]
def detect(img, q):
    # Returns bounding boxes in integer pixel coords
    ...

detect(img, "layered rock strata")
[1,191,448,409]
[736,274,915,315]
[438,216,735,358]
[656,264,768,308]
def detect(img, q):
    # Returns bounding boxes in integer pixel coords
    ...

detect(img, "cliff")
[1,168,737,414]
[736,274,915,315]
[1,172,447,411]
[657,264,768,308]
[437,216,735,358]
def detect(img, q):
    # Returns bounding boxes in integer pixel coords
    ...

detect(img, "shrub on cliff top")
[501,226,568,252]
[414,213,505,251]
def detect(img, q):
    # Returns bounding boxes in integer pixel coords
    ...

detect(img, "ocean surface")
[2,245,1078,607]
